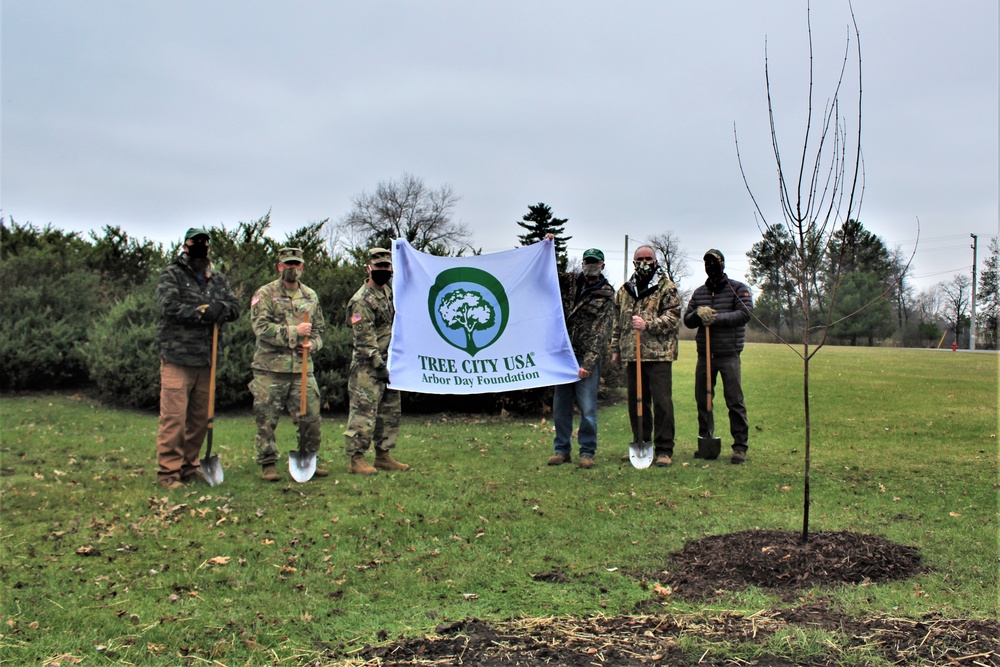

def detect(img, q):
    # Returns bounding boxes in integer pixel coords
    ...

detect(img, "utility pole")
[970,233,978,350]
[623,235,630,284]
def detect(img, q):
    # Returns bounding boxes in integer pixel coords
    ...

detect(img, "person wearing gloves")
[683,249,754,463]
[343,247,409,475]
[249,247,328,481]
[155,227,241,490]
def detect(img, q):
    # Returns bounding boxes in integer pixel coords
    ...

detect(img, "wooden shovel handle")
[300,311,310,416]
[208,323,218,423]
[705,325,713,412]
[634,329,642,418]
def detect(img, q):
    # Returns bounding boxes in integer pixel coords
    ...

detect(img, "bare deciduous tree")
[734,3,913,542]
[333,173,471,258]
[645,232,690,288]
[939,274,972,344]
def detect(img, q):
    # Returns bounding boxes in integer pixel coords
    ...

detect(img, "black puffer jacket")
[683,275,753,357]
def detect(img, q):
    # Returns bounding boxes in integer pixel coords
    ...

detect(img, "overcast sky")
[3,1,997,292]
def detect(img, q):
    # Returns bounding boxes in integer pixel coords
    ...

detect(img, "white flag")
[388,239,579,394]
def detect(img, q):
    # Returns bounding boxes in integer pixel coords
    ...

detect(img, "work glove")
[374,365,390,382]
[696,306,717,326]
[203,301,226,323]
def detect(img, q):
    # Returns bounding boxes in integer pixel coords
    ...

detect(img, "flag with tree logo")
[388,238,579,393]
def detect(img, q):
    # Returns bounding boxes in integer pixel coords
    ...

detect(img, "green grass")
[1,341,997,665]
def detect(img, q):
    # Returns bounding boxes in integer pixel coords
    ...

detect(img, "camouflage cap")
[185,227,210,241]
[582,248,605,262]
[278,247,305,263]
[368,247,392,263]
[704,248,725,263]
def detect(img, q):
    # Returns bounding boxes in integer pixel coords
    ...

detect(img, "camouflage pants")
[250,371,322,466]
[344,365,401,456]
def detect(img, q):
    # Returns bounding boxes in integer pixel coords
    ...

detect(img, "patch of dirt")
[644,529,929,602]
[338,530,999,666]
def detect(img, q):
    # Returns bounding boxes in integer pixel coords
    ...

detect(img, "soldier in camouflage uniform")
[249,247,328,481]
[547,248,616,469]
[609,244,682,467]
[155,227,241,490]
[344,248,409,475]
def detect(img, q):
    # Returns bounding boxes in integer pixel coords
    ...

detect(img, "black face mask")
[705,262,724,282]
[370,269,392,286]
[187,240,209,259]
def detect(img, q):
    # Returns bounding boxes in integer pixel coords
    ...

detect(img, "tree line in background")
[2,173,997,411]
[746,220,999,349]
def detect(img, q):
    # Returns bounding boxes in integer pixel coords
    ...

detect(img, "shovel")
[696,325,722,460]
[628,329,654,469]
[288,311,317,482]
[199,323,224,486]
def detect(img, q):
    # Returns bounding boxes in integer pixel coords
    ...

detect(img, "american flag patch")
[251,294,260,306]
[351,313,362,324]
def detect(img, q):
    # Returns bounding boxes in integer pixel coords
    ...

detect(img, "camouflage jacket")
[347,281,394,370]
[559,272,615,372]
[609,271,682,362]
[156,255,241,367]
[250,279,325,374]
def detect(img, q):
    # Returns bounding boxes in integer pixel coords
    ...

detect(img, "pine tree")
[516,203,571,272]
[977,236,999,349]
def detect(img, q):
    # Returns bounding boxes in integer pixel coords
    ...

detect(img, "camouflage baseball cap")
[185,227,210,241]
[582,248,605,262]
[278,247,305,263]
[704,248,725,263]
[368,247,392,263]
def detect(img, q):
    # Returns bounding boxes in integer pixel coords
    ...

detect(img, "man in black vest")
[683,249,754,464]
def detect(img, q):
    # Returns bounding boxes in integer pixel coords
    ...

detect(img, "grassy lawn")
[1,341,997,665]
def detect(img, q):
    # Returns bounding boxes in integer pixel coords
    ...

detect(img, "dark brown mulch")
[335,530,998,667]
[645,529,929,602]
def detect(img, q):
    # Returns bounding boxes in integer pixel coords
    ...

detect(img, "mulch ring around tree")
[641,529,929,602]
[341,530,999,666]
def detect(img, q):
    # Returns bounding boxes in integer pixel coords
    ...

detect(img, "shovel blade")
[696,436,722,460]
[288,450,316,483]
[199,455,224,486]
[628,441,654,469]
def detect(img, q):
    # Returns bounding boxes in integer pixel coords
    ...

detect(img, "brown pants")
[156,360,211,484]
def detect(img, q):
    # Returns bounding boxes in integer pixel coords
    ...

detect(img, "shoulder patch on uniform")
[351,313,362,324]
[251,294,260,306]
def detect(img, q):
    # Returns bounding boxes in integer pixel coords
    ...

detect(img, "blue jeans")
[552,360,601,458]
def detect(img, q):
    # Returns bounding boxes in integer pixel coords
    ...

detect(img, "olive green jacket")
[250,279,325,374]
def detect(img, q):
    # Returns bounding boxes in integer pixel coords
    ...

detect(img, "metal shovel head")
[200,454,224,486]
[628,441,654,469]
[288,449,316,483]
[696,435,722,460]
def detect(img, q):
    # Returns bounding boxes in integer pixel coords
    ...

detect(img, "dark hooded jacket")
[683,274,753,357]
[156,254,241,366]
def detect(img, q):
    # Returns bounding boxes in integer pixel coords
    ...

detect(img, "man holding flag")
[547,248,615,469]
[344,248,410,475]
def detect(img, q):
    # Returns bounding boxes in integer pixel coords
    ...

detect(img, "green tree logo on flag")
[428,268,509,356]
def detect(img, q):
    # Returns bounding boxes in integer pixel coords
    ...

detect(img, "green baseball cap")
[185,227,210,241]
[582,248,605,262]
